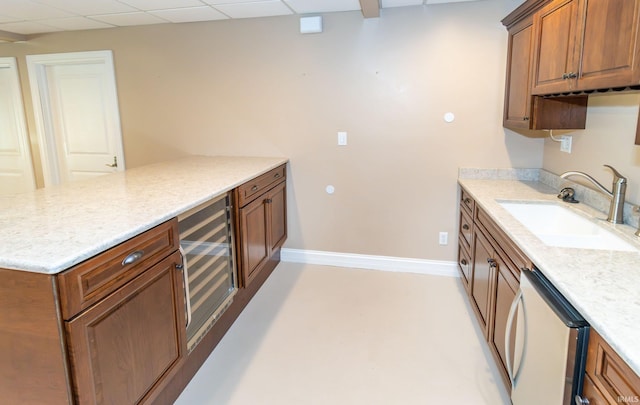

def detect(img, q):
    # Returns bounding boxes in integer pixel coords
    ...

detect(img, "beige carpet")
[174,262,509,405]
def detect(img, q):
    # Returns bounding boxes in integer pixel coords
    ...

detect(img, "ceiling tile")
[204,0,265,4]
[426,0,479,3]
[0,21,62,34]
[149,6,228,23]
[89,12,168,26]
[381,0,423,8]
[211,1,293,19]
[0,14,19,23]
[116,0,207,11]
[30,0,137,15]
[38,16,115,30]
[283,0,360,14]
[0,0,74,20]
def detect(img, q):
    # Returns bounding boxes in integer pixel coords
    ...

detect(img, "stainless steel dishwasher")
[506,266,589,405]
[177,192,237,353]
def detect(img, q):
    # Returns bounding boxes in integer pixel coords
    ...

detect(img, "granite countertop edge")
[0,155,288,275]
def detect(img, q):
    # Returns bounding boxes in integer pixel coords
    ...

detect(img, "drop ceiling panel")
[0,0,73,20]
[0,14,18,23]
[117,0,207,11]
[212,1,293,19]
[426,0,479,3]
[381,0,423,8]
[0,0,484,37]
[204,0,269,4]
[89,12,168,26]
[38,17,115,30]
[31,0,137,15]
[0,21,62,34]
[149,6,228,23]
[283,0,361,14]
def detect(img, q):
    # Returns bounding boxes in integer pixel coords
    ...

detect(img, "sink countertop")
[0,155,288,274]
[458,177,640,377]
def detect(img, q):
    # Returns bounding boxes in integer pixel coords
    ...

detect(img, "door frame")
[0,56,36,193]
[26,50,125,187]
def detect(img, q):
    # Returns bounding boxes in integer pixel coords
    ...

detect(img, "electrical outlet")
[560,135,572,153]
[439,232,448,246]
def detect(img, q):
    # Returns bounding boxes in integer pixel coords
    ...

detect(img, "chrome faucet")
[559,165,627,224]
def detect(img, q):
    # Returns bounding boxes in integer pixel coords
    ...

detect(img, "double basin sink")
[498,201,637,252]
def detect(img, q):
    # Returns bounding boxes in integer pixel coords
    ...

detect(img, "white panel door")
[27,51,125,186]
[0,57,36,196]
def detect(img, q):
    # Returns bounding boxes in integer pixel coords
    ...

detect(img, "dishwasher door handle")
[505,288,525,387]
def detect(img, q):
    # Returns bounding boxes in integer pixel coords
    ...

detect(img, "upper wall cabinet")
[502,1,587,130]
[531,0,640,95]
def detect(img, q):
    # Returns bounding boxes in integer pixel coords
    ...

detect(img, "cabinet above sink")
[502,0,640,142]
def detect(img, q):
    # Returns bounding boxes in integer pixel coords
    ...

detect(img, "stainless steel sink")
[498,201,637,252]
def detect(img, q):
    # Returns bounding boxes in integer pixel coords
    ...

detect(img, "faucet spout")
[559,165,627,224]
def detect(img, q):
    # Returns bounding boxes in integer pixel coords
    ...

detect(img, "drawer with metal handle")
[237,165,285,207]
[57,219,179,319]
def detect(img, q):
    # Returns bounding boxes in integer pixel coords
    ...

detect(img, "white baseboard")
[280,248,459,278]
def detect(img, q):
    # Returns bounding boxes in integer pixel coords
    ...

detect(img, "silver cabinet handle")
[122,250,144,266]
[178,246,192,329]
[251,185,258,192]
[505,288,524,387]
[575,395,590,405]
[462,224,470,231]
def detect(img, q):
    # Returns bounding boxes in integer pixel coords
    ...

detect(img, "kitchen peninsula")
[0,155,288,404]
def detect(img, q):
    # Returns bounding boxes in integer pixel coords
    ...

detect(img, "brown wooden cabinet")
[236,165,287,288]
[531,0,640,95]
[457,189,474,291]
[0,219,185,405]
[65,252,185,405]
[470,229,495,339]
[584,330,640,404]
[502,1,587,130]
[531,0,581,94]
[457,186,531,392]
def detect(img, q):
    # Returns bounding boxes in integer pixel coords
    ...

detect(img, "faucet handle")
[604,165,627,184]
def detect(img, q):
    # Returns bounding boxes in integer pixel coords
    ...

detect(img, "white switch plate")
[560,135,572,153]
[439,232,448,245]
[337,132,347,146]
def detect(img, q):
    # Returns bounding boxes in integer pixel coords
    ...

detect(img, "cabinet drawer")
[581,374,609,405]
[457,239,471,289]
[586,330,640,404]
[459,207,473,250]
[461,188,475,214]
[237,165,286,207]
[57,219,179,319]
[476,207,529,279]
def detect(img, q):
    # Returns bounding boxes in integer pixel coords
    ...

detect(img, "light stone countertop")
[0,155,288,274]
[458,176,640,377]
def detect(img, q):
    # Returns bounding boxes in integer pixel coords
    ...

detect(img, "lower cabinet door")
[65,252,185,405]
[239,195,269,287]
[268,181,287,251]
[471,230,495,338]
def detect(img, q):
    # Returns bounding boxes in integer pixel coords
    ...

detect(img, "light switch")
[338,131,347,146]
